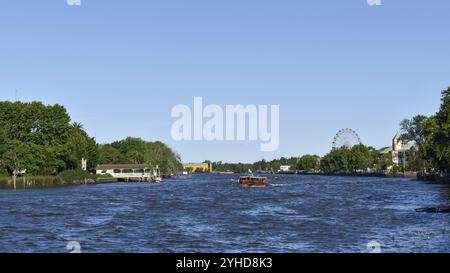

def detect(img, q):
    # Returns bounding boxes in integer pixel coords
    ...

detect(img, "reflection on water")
[0,174,448,253]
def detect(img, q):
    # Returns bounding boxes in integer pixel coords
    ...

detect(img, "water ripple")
[0,174,448,253]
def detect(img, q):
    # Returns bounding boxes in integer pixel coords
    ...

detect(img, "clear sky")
[0,0,449,163]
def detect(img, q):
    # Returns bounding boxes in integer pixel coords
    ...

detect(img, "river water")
[0,174,448,253]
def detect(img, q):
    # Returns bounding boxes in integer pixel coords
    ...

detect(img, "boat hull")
[239,176,269,188]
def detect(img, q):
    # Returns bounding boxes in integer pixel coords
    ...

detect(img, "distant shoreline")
[211,171,448,183]
[208,171,417,179]
[2,171,448,190]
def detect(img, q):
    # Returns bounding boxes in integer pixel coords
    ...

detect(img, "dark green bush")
[59,169,95,184]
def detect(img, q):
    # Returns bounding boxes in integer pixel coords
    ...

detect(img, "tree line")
[211,87,449,176]
[0,101,182,178]
[400,87,449,175]
[1,87,447,178]
[320,145,392,174]
[98,137,182,174]
[210,147,391,175]
[211,156,321,174]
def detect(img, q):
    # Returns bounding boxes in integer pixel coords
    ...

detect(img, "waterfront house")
[96,164,160,182]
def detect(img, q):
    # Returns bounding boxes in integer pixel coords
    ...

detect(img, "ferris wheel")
[332,128,362,150]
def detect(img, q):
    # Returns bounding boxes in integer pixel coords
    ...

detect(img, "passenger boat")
[239,176,269,188]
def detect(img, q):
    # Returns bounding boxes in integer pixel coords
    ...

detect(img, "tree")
[400,87,450,173]
[297,155,318,171]
[98,145,122,164]
[0,101,95,176]
[99,138,182,175]
[349,145,374,172]
[373,152,393,172]
[0,101,182,178]
[320,145,379,174]
[400,115,431,145]
[400,115,435,171]
[320,147,352,174]
[147,141,182,174]
[61,124,98,172]
[1,140,43,176]
[404,148,427,172]
[111,137,149,164]
[430,88,450,173]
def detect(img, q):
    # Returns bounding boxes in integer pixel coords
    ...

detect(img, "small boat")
[239,176,269,188]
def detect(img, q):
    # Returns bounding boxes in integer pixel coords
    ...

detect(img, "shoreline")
[213,171,449,183]
[211,171,417,179]
[0,175,173,190]
[1,172,448,190]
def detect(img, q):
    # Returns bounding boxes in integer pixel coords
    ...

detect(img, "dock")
[96,164,162,182]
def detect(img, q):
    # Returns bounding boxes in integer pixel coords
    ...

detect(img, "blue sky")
[0,0,449,163]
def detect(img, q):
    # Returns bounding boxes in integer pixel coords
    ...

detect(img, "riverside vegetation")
[0,101,182,189]
[211,88,449,181]
[399,88,449,181]
[0,87,448,188]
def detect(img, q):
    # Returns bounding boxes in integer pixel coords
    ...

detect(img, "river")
[0,174,448,253]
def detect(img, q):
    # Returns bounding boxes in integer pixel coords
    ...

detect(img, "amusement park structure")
[332,128,362,150]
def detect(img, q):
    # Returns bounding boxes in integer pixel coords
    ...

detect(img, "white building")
[380,133,418,167]
[279,166,291,172]
[95,164,161,182]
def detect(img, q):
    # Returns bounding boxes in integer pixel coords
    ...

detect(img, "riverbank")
[211,171,420,179]
[301,172,418,179]
[0,176,87,190]
[0,172,176,190]
[1,171,446,190]
[417,172,450,184]
[0,170,98,190]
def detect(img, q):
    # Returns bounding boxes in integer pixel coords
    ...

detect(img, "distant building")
[183,163,213,173]
[279,165,291,172]
[380,133,418,167]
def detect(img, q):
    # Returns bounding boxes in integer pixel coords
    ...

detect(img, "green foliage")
[59,169,94,183]
[0,101,70,146]
[321,147,351,174]
[431,88,450,172]
[98,137,182,175]
[0,176,65,189]
[400,87,450,173]
[373,152,394,172]
[400,115,431,145]
[0,101,181,181]
[212,161,253,173]
[146,141,183,174]
[1,140,43,175]
[98,145,122,164]
[400,115,435,171]
[0,101,98,176]
[320,145,383,174]
[350,145,374,171]
[297,155,319,171]
[212,157,302,173]
[61,123,98,172]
